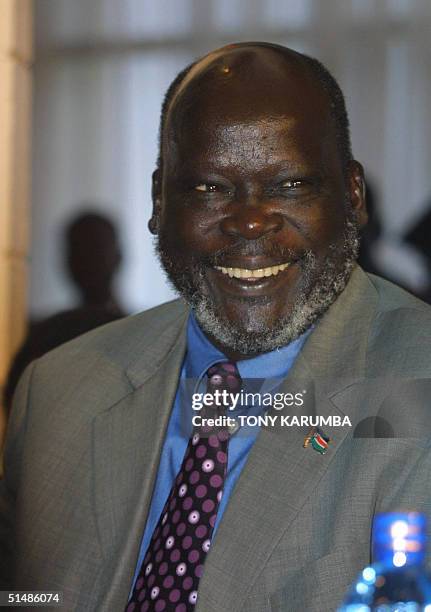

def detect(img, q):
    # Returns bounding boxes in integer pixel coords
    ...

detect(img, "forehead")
[165,47,336,165]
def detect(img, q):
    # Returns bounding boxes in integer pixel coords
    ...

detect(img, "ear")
[347,160,368,228]
[149,169,162,235]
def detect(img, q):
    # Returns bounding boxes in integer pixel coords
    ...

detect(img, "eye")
[280,179,305,189]
[194,184,219,192]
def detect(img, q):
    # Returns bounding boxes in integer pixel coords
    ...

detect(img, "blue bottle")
[338,512,431,611]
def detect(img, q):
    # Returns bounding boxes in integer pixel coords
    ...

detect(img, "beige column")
[0,0,33,458]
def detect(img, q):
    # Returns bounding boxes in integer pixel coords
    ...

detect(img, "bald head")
[157,42,352,175]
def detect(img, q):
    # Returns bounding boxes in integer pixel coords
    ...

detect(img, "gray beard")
[156,213,360,355]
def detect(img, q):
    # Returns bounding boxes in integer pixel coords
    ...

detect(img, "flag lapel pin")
[303,427,331,455]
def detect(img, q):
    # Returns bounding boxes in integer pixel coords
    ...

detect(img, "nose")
[220,209,283,240]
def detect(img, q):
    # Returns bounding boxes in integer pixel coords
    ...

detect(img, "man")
[1,42,431,612]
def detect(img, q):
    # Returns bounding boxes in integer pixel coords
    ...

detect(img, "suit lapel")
[196,267,379,611]
[92,310,188,610]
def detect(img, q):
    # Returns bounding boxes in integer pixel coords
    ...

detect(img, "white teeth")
[215,262,290,279]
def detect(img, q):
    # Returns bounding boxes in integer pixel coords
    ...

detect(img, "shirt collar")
[185,311,312,381]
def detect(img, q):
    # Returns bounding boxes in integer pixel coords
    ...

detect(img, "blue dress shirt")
[130,313,310,592]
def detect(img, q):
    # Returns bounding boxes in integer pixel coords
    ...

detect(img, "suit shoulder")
[42,298,187,359]
[29,299,188,408]
[366,274,431,376]
[368,273,431,314]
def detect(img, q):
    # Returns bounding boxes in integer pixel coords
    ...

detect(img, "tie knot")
[207,361,241,392]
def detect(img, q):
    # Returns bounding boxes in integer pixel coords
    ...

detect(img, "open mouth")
[214,262,290,280]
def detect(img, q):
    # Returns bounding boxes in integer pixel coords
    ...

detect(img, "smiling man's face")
[153,46,366,358]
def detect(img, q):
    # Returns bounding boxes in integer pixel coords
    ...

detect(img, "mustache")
[200,237,306,268]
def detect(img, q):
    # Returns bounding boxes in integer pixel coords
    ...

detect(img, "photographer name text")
[191,414,352,428]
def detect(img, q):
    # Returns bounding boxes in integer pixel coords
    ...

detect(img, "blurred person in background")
[3,211,125,415]
[66,210,124,316]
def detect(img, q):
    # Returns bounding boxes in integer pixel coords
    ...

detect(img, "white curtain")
[31,0,431,316]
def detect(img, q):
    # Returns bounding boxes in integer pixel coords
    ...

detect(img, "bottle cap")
[373,512,426,567]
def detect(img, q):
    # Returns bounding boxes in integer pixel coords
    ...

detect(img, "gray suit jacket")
[1,266,431,611]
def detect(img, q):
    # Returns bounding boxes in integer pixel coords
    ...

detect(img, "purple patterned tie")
[126,361,241,612]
